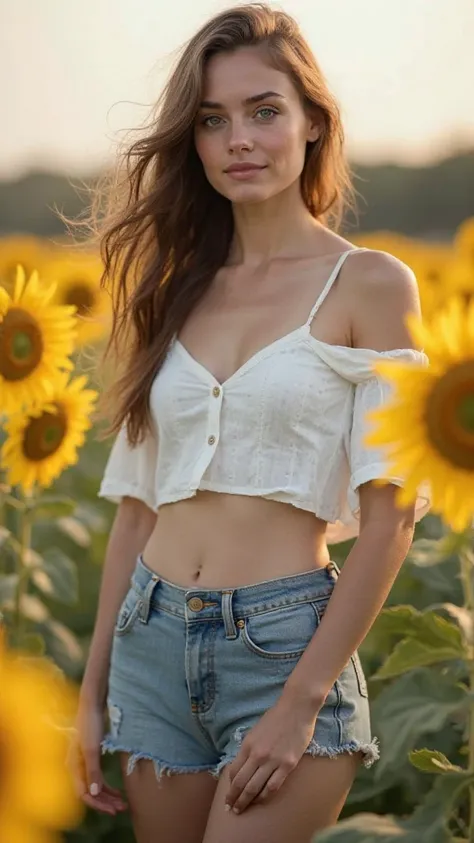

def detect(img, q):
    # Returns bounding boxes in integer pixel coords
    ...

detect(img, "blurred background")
[2,2,474,842]
[2,0,474,240]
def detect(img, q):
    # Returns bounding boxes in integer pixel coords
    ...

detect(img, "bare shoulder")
[342,248,422,352]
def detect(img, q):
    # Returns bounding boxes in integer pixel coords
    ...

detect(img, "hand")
[68,696,129,816]
[225,692,322,815]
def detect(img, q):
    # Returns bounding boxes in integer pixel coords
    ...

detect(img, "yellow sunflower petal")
[364,294,474,533]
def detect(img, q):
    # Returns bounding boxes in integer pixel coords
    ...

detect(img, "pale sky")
[2,0,474,178]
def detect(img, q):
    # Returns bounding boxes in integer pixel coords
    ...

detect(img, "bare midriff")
[141,491,331,589]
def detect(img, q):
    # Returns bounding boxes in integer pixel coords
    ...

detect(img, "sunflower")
[454,217,474,273]
[364,295,474,533]
[0,266,77,416]
[0,235,54,294]
[42,253,112,346]
[0,629,83,842]
[1,371,98,493]
[352,231,419,266]
[407,242,462,321]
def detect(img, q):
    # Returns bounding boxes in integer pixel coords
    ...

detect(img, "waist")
[133,552,340,621]
[142,491,331,588]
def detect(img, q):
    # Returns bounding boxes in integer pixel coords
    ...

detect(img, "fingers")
[226,758,272,814]
[69,739,128,815]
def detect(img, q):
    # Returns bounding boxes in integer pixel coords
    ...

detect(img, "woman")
[74,4,430,842]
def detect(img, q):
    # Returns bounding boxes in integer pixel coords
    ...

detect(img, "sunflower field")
[1,219,474,842]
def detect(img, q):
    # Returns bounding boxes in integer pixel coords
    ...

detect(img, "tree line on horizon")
[0,149,473,240]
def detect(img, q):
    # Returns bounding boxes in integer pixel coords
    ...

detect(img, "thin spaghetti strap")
[305,248,368,327]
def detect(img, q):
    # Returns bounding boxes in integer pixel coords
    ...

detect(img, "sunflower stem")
[13,495,32,649]
[459,537,474,842]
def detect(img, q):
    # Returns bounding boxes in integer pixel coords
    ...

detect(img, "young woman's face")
[194,46,320,204]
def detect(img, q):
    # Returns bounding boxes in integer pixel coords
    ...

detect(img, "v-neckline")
[174,324,309,388]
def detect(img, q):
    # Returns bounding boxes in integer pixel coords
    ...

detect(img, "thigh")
[202,753,360,843]
[120,755,218,843]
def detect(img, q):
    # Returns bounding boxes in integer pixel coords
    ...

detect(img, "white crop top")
[98,248,431,544]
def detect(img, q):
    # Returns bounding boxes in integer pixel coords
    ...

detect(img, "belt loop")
[221,590,237,639]
[138,573,160,625]
[327,560,341,578]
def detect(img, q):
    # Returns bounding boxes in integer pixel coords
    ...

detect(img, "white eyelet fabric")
[98,250,431,544]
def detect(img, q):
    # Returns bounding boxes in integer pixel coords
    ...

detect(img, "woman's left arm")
[284,484,416,708]
[284,251,423,708]
[224,254,424,813]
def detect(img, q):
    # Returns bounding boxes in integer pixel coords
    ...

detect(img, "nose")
[227,120,254,154]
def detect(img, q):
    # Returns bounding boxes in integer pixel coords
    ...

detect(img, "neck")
[227,182,325,268]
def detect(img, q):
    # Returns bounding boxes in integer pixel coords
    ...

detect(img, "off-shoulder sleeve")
[98,418,159,511]
[347,348,431,522]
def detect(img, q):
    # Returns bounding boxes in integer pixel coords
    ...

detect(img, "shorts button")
[212,386,221,397]
[188,597,204,612]
[208,435,216,445]
[236,619,245,628]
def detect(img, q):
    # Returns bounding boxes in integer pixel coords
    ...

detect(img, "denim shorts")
[101,554,380,784]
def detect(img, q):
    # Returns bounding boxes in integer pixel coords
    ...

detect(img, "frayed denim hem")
[208,726,380,780]
[101,739,217,785]
[305,735,381,769]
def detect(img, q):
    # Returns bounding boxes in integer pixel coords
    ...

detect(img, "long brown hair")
[87,2,356,445]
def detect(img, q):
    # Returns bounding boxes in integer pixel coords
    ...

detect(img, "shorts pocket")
[351,651,369,697]
[114,587,141,637]
[240,594,331,660]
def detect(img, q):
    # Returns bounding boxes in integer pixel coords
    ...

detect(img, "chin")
[218,183,277,204]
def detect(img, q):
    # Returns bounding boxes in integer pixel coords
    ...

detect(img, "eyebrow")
[199,90,285,109]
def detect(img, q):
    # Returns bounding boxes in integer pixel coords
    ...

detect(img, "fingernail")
[225,803,232,812]
[233,807,240,814]
[89,782,100,797]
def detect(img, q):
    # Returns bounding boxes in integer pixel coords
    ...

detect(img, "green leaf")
[408,537,453,567]
[373,604,424,637]
[378,605,464,648]
[438,603,474,644]
[31,548,78,605]
[313,771,470,842]
[372,605,465,678]
[409,748,465,775]
[39,617,84,677]
[310,812,403,841]
[23,547,43,568]
[0,525,11,548]
[19,633,46,657]
[371,668,467,780]
[310,812,404,841]
[75,501,108,533]
[0,573,19,603]
[28,494,77,519]
[57,515,91,547]
[373,639,464,680]
[402,771,471,842]
[19,594,50,623]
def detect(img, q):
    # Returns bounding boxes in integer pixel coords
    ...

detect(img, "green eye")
[202,115,222,127]
[256,107,278,119]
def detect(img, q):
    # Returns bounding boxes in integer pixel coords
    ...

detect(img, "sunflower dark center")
[0,308,43,381]
[22,404,68,462]
[457,395,474,433]
[425,360,474,470]
[63,281,95,315]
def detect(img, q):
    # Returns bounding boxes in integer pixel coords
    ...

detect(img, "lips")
[225,164,266,173]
